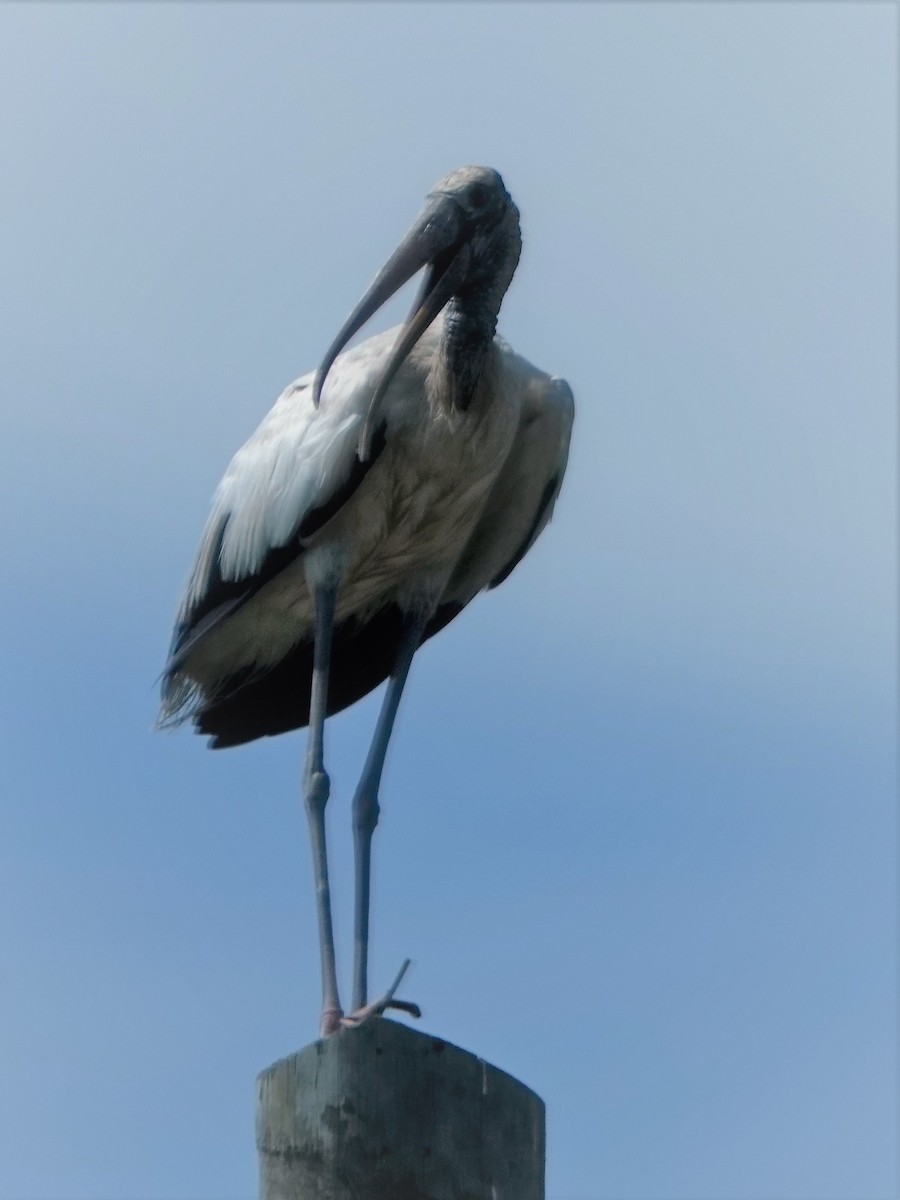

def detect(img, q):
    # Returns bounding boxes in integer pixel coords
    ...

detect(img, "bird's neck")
[429,296,498,417]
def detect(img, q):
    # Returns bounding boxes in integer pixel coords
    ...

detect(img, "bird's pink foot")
[344,958,421,1027]
[340,995,421,1029]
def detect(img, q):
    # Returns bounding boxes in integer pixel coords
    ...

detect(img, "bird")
[159,166,574,1036]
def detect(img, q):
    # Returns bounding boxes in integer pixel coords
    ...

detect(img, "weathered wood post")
[257,1018,545,1200]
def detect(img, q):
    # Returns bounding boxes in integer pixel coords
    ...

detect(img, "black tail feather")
[197,601,464,748]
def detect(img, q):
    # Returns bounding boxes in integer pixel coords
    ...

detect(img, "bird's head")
[313,166,522,460]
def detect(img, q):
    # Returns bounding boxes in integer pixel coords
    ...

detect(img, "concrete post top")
[258,1018,544,1111]
[257,1019,545,1200]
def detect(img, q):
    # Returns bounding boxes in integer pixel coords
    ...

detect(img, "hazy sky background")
[0,4,895,1199]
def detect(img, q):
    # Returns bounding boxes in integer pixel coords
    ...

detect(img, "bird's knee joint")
[305,769,331,813]
[353,791,380,836]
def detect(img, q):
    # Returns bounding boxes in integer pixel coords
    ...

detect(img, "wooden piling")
[257,1018,545,1200]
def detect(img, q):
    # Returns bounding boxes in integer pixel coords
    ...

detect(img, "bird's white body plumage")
[162,313,573,727]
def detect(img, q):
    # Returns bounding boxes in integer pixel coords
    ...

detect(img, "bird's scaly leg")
[304,582,343,1036]
[348,610,429,1020]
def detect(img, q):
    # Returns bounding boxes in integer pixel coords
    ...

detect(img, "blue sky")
[0,4,895,1198]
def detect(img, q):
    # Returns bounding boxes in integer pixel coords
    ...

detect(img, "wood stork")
[160,166,574,1036]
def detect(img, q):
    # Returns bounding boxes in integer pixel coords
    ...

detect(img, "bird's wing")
[163,331,403,682]
[445,373,575,603]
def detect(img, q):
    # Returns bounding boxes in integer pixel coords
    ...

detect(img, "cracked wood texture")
[256,1018,545,1200]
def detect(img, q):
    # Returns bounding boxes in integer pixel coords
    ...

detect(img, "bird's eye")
[468,183,489,210]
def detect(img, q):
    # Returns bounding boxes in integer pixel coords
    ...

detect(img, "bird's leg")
[349,610,429,1017]
[304,582,344,1037]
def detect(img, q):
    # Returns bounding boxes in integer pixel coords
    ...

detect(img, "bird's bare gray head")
[313,166,522,460]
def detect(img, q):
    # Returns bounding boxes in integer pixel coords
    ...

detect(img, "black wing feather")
[197,600,464,748]
[163,428,388,689]
[488,474,559,589]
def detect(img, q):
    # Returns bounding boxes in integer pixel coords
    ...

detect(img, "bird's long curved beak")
[313,194,472,461]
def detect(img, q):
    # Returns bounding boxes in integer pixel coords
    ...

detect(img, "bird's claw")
[338,958,421,1029]
[340,996,422,1028]
[384,998,422,1018]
